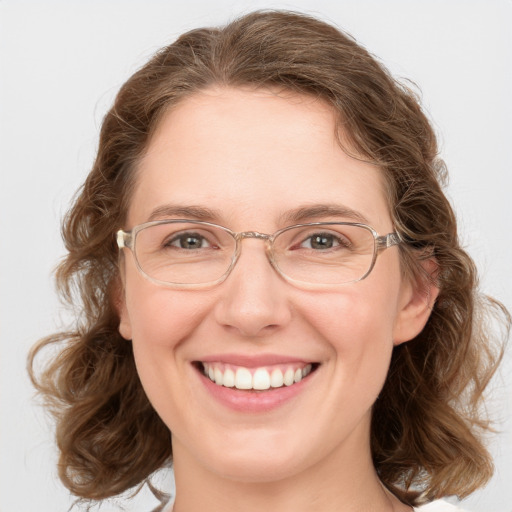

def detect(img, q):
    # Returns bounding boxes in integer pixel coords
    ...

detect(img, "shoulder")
[414,500,468,511]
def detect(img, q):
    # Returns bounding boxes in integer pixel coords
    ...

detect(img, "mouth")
[194,361,319,391]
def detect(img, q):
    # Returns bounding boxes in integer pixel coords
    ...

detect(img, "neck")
[171,434,409,512]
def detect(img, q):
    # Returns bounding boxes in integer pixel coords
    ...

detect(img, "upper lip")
[196,353,316,367]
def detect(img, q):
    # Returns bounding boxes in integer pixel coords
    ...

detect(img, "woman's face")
[119,87,428,483]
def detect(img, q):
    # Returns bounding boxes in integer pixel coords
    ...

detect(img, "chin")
[206,453,304,484]
[183,428,310,483]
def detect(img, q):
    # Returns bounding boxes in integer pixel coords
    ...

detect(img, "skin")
[118,87,437,512]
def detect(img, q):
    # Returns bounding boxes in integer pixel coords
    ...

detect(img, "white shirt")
[164,498,464,511]
[415,500,466,511]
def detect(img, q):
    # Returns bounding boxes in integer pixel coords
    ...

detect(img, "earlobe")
[393,259,440,345]
[118,299,133,340]
[112,271,133,341]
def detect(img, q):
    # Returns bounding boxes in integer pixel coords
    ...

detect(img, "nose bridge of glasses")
[235,231,273,256]
[231,231,274,269]
[237,231,275,256]
[237,231,271,241]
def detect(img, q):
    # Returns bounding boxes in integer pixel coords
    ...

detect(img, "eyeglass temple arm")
[376,232,402,251]
[117,229,133,250]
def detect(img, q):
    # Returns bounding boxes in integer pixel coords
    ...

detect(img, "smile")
[201,362,315,390]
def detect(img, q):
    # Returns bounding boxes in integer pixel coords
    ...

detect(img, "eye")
[300,232,349,250]
[166,232,212,250]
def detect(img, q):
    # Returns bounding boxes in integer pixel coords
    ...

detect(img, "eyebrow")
[147,204,220,222]
[279,204,370,225]
[146,202,370,226]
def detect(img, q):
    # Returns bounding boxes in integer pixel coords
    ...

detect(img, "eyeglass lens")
[133,222,376,286]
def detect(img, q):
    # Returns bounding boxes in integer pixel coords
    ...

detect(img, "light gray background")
[1,1,511,511]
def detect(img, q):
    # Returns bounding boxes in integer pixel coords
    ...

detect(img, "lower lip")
[197,368,315,413]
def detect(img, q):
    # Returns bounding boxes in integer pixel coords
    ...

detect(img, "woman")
[30,10,510,512]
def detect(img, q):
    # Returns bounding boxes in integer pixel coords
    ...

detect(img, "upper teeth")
[203,363,313,390]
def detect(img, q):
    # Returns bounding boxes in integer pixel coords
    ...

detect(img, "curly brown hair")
[29,9,510,508]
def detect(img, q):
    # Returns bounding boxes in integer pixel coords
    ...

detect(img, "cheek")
[305,285,398,349]
[301,273,401,387]
[122,269,211,399]
[123,264,208,350]
[123,276,212,418]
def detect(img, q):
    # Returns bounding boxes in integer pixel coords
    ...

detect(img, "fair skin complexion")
[118,87,437,512]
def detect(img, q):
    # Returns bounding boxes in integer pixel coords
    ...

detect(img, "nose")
[213,239,292,338]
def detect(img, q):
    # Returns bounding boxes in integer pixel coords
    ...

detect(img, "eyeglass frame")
[116,219,402,290]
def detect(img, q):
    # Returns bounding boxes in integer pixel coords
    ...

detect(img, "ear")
[118,295,133,341]
[112,264,133,341]
[393,258,439,345]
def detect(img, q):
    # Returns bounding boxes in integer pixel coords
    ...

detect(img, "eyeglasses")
[116,220,401,289]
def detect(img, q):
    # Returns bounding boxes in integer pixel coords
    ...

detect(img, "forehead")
[128,87,390,230]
